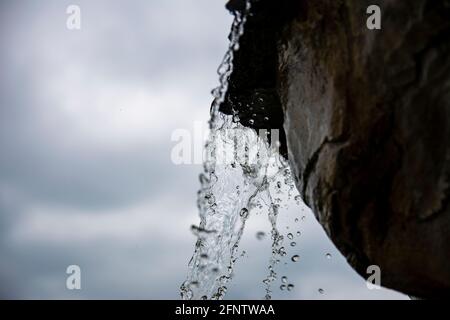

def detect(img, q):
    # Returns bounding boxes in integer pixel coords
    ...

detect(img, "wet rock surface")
[225,0,450,298]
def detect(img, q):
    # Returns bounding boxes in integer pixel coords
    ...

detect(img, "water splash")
[180,0,297,300]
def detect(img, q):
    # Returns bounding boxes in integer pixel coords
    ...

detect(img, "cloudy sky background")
[0,0,407,299]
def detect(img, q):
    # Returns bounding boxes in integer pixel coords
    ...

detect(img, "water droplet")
[264,116,269,121]
[291,255,300,262]
[240,208,249,218]
[287,233,294,240]
[287,284,294,291]
[201,295,208,300]
[296,231,301,237]
[294,218,299,223]
[326,253,332,259]
[249,119,254,125]
[281,276,288,283]
[294,195,301,201]
[290,241,296,247]
[256,231,266,240]
[218,286,228,295]
[318,288,325,294]
[280,284,286,291]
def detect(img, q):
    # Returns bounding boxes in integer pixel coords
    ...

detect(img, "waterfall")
[180,0,297,300]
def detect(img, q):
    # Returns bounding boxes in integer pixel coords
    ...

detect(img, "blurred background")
[0,0,406,299]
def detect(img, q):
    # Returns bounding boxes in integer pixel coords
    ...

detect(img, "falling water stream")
[180,1,299,300]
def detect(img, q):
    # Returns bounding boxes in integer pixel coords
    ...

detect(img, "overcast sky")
[0,0,407,299]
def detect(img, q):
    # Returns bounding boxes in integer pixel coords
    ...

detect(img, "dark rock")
[225,0,450,298]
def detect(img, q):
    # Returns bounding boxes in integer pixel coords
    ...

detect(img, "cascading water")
[180,0,299,300]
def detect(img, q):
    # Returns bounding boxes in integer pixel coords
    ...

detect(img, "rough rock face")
[226,0,450,298]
